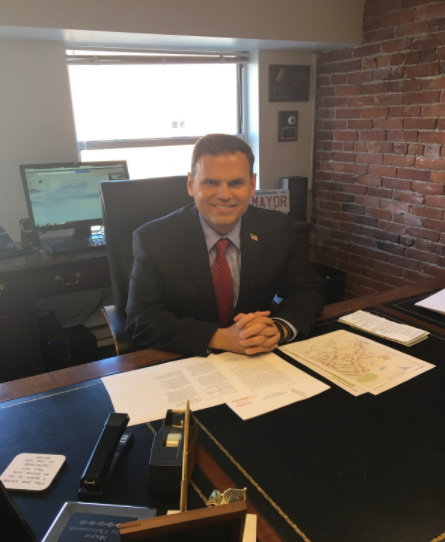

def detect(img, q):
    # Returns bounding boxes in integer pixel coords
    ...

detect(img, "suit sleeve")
[125,230,220,356]
[271,219,325,337]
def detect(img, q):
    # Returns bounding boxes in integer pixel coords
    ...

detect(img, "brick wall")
[313,0,445,298]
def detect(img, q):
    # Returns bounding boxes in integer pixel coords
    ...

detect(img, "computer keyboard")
[44,237,106,255]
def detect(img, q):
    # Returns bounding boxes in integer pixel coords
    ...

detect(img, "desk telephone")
[0,225,38,259]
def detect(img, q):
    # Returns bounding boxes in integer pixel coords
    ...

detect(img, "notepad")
[338,310,429,346]
[415,288,445,316]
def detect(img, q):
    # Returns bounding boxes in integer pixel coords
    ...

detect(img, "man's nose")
[217,183,231,199]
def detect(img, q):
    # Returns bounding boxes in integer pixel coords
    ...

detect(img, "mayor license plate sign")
[250,189,290,213]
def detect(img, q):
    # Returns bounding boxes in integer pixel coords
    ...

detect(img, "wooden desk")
[2,278,444,542]
[0,246,110,381]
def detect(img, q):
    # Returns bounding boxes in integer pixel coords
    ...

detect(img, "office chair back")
[100,176,193,311]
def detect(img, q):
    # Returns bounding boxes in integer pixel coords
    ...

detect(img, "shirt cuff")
[273,318,298,342]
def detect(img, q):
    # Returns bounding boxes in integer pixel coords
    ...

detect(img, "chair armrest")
[102,305,137,356]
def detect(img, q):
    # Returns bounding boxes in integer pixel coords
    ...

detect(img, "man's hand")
[234,311,283,355]
[208,323,247,354]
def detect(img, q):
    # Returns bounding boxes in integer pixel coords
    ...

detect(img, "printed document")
[281,330,434,395]
[210,351,330,420]
[415,288,445,315]
[102,356,252,425]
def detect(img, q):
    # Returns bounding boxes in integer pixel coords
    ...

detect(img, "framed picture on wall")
[269,64,310,102]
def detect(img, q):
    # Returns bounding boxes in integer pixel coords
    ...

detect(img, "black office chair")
[100,176,194,355]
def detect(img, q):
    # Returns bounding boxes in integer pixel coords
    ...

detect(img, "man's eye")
[229,181,243,187]
[204,180,218,186]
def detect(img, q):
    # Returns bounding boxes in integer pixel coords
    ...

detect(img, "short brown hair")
[190,134,255,178]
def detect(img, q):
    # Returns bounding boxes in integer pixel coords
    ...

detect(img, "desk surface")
[2,277,445,542]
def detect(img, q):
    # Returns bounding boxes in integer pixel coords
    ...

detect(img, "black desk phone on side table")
[0,225,38,259]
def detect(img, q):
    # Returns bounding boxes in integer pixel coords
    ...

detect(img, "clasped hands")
[209,311,287,355]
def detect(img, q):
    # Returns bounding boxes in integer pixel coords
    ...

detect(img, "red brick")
[375,94,404,106]
[354,142,367,152]
[336,108,361,119]
[389,253,422,270]
[331,74,348,85]
[326,49,352,63]
[361,82,390,94]
[416,3,445,21]
[381,38,413,53]
[318,108,335,119]
[423,77,445,90]
[317,75,330,86]
[367,207,393,220]
[374,67,405,81]
[332,152,355,163]
[348,72,374,84]
[357,153,383,164]
[425,195,445,208]
[324,97,348,108]
[412,32,445,49]
[343,163,368,175]
[422,265,445,278]
[354,195,381,207]
[423,145,441,157]
[407,144,424,155]
[394,143,409,153]
[405,90,441,104]
[394,191,424,205]
[376,240,406,256]
[431,172,445,183]
[403,118,437,130]
[416,157,445,169]
[357,175,383,186]
[404,268,435,281]
[401,79,422,92]
[352,44,381,58]
[411,206,442,219]
[374,260,404,276]
[406,63,440,78]
[420,48,438,63]
[406,227,440,241]
[318,86,336,97]
[378,220,408,234]
[384,154,415,167]
[368,165,397,176]
[363,58,376,70]
[386,130,418,142]
[363,17,382,34]
[395,20,429,38]
[348,96,374,107]
[368,187,393,198]
[382,177,412,190]
[376,55,391,68]
[358,130,386,141]
[439,118,445,129]
[382,8,415,27]
[316,131,334,140]
[406,247,437,263]
[333,172,357,183]
[323,120,347,130]
[396,168,430,182]
[418,132,445,145]
[345,185,368,196]
[412,182,444,194]
[374,118,403,129]
[349,119,373,129]
[379,142,395,153]
[334,131,358,141]
[422,104,445,116]
[405,51,420,64]
[390,53,405,66]
[361,107,389,118]
[335,60,363,73]
[336,85,361,96]
[366,0,402,18]
[364,28,395,44]
[389,105,421,116]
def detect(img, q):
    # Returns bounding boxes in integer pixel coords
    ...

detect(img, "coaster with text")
[1,453,65,491]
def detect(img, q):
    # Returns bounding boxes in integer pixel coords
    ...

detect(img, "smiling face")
[187,152,257,235]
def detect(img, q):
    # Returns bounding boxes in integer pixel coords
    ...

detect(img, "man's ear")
[249,174,257,197]
[187,173,194,197]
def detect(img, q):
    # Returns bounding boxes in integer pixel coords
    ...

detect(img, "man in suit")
[126,134,324,356]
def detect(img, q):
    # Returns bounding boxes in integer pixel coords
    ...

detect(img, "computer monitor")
[20,161,129,239]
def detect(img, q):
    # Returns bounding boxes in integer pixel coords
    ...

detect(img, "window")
[67,49,247,178]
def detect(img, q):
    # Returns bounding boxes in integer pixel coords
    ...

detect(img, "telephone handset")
[0,225,38,259]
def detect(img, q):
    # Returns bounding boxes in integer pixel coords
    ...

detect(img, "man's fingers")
[245,343,279,355]
[234,311,270,327]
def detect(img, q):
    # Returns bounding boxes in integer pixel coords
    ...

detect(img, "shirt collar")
[199,214,241,252]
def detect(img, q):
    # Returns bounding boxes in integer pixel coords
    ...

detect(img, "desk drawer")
[0,270,31,301]
[32,256,111,298]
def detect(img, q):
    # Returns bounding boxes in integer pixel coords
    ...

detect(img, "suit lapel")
[236,207,261,313]
[182,206,219,322]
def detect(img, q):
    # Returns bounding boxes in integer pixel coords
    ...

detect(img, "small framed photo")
[269,65,310,102]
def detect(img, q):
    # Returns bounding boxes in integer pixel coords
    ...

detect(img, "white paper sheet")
[415,288,445,315]
[102,356,252,426]
[281,330,434,395]
[210,352,330,420]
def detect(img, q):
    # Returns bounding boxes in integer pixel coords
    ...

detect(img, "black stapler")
[78,412,132,501]
[147,409,198,498]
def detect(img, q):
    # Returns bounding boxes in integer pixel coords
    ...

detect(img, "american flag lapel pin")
[250,233,258,241]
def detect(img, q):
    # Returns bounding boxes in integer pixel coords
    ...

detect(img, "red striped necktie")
[212,239,233,326]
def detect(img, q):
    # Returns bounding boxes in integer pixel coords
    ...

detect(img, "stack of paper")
[280,330,434,396]
[415,288,445,315]
[338,310,429,346]
[102,352,330,422]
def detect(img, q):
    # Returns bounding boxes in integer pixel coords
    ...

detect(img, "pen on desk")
[180,399,190,513]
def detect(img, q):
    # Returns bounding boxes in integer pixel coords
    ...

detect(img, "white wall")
[1,0,365,45]
[257,49,317,189]
[0,39,78,239]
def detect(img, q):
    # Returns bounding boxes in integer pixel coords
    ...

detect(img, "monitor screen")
[20,161,129,234]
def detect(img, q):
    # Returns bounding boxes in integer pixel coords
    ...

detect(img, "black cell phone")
[0,479,36,542]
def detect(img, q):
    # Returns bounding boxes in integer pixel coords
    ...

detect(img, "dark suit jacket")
[126,203,324,356]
